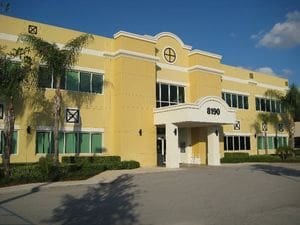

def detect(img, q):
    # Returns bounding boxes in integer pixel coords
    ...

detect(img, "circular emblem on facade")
[163,47,176,63]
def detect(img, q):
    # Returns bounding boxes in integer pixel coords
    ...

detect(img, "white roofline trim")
[223,132,252,136]
[188,65,224,75]
[114,31,157,44]
[36,126,104,132]
[188,49,222,60]
[221,89,250,96]
[153,32,192,50]
[222,75,288,92]
[73,66,105,74]
[104,49,159,63]
[156,78,189,87]
[156,62,187,73]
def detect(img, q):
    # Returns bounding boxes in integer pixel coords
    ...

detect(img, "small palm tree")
[19,34,93,164]
[0,46,32,176]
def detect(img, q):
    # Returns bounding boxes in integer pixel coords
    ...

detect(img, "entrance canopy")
[154,96,236,126]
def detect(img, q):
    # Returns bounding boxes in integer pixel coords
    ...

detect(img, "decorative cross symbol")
[164,47,176,63]
[66,108,79,123]
[28,25,37,34]
[234,121,240,130]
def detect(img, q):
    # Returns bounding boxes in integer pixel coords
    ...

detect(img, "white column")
[166,123,180,168]
[207,126,221,166]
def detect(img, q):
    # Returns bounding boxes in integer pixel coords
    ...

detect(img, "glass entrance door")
[157,137,166,167]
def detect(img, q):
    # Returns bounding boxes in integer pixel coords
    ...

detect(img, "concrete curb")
[0,167,184,194]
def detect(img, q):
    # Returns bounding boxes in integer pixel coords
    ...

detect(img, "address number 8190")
[207,107,220,115]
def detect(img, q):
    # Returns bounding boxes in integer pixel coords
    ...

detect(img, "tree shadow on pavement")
[251,164,300,178]
[44,174,141,225]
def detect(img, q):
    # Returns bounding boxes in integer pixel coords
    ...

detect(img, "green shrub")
[119,160,140,169]
[61,156,121,165]
[10,165,44,183]
[103,161,122,170]
[223,153,249,158]
[276,146,294,160]
[92,156,121,164]
[294,150,300,156]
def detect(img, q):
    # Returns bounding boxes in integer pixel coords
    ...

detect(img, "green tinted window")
[271,100,276,112]
[226,93,231,106]
[65,132,77,153]
[59,132,65,154]
[80,72,91,92]
[179,86,185,103]
[268,137,274,149]
[255,98,260,111]
[257,136,264,150]
[0,132,4,154]
[244,96,249,109]
[92,74,103,93]
[79,133,90,153]
[91,133,102,153]
[36,131,50,154]
[238,95,243,108]
[38,67,52,88]
[232,94,237,108]
[66,71,79,91]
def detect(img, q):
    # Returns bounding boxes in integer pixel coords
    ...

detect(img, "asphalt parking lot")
[0,163,299,225]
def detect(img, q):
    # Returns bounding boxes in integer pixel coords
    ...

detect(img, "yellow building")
[0,15,289,167]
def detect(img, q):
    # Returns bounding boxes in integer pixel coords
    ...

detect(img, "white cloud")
[250,30,264,40]
[229,32,236,38]
[257,10,300,48]
[281,68,293,76]
[255,67,276,75]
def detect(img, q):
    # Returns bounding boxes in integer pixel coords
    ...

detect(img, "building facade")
[0,15,289,168]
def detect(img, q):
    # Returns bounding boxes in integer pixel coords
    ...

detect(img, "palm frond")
[63,34,93,67]
[18,34,59,64]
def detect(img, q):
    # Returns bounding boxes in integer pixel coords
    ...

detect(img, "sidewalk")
[0,167,183,194]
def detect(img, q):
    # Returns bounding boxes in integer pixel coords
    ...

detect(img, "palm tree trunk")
[53,77,61,164]
[3,96,15,177]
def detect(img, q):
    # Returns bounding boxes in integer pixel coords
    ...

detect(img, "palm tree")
[256,85,300,151]
[281,84,300,148]
[0,46,32,176]
[19,34,93,164]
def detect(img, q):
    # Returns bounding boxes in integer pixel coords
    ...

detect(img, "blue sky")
[4,0,300,86]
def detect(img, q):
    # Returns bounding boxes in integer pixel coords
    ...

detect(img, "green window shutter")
[66,71,79,91]
[59,132,65,154]
[65,132,77,153]
[79,133,90,153]
[91,133,102,153]
[12,131,18,154]
[80,72,91,92]
[92,74,103,93]
[268,137,274,149]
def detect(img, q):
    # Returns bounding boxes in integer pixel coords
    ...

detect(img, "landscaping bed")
[221,152,300,163]
[0,156,140,187]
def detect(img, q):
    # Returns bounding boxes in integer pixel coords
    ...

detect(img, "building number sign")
[207,107,220,115]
